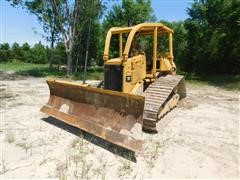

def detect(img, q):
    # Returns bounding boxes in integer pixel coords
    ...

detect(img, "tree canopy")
[184,0,240,74]
[2,0,240,76]
[103,0,155,29]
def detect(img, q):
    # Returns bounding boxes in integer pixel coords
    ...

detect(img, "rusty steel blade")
[40,79,145,152]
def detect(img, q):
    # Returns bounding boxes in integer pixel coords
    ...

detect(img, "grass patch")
[0,62,103,80]
[0,62,65,77]
[5,132,15,144]
[72,71,103,80]
[73,66,104,80]
[0,61,48,72]
[1,62,238,90]
[183,73,240,91]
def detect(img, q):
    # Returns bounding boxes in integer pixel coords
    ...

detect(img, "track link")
[143,75,186,132]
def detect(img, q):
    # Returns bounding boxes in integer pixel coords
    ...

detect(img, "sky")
[0,0,194,46]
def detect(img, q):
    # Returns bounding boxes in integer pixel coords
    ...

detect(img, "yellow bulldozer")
[41,23,186,152]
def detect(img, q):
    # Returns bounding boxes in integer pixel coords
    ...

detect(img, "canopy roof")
[110,23,173,34]
[103,23,174,60]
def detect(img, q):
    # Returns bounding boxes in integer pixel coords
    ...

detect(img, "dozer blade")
[40,79,145,152]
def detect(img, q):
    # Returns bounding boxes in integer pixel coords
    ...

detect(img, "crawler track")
[143,75,186,132]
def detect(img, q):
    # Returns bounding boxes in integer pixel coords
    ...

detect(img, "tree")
[102,0,155,62]
[103,0,155,29]
[30,42,48,63]
[159,20,187,73]
[8,0,106,75]
[8,0,81,75]
[53,42,67,65]
[11,42,24,60]
[48,0,82,76]
[25,0,60,69]
[8,0,60,68]
[21,42,31,62]
[22,43,30,51]
[171,21,187,72]
[73,0,104,72]
[0,43,10,51]
[0,43,11,62]
[184,0,240,74]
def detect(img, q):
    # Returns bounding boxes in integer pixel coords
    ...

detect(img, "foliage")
[24,0,60,44]
[0,43,11,62]
[7,0,60,45]
[0,61,49,72]
[183,0,240,75]
[0,62,103,80]
[73,0,104,70]
[0,42,64,64]
[186,74,240,91]
[25,0,60,68]
[102,0,155,60]
[30,42,48,63]
[8,0,87,75]
[103,0,156,29]
[158,20,187,72]
[52,42,67,65]
[11,42,25,61]
[3,0,240,77]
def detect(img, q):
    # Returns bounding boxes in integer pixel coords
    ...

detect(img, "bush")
[0,50,10,62]
[30,42,48,64]
[0,43,11,62]
[53,42,67,65]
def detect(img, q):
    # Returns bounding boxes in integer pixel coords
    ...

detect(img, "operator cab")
[103,23,176,93]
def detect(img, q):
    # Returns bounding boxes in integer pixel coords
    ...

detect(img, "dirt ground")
[0,73,239,179]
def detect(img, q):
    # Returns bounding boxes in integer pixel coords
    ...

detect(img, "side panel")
[104,65,123,92]
[122,55,146,94]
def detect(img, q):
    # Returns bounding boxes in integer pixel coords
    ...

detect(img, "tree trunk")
[49,40,54,69]
[75,54,79,73]
[75,42,81,73]
[49,27,55,69]
[66,50,72,76]
[83,19,92,84]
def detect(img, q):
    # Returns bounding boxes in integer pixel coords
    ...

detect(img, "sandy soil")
[0,73,239,179]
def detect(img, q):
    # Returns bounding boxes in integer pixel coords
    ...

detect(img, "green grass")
[1,62,239,90]
[0,61,48,72]
[0,61,65,77]
[184,73,240,91]
[0,62,103,80]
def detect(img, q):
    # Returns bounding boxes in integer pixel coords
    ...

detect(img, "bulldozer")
[41,23,186,152]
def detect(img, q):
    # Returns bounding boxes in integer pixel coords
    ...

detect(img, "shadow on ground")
[42,116,137,162]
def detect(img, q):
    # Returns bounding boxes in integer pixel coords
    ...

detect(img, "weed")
[5,132,15,144]
[117,159,133,179]
[38,124,45,132]
[95,156,107,179]
[70,135,92,179]
[55,157,69,180]
[38,138,48,147]
[51,132,60,143]
[144,141,164,169]
[39,145,49,166]
[39,158,48,166]
[21,135,28,141]
[0,159,8,175]
[17,142,32,156]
